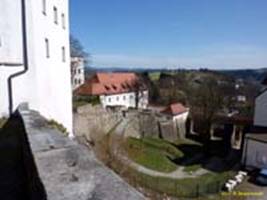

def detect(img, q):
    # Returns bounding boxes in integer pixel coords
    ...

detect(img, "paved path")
[113,118,210,179]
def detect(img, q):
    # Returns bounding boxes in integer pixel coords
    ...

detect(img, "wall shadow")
[0,111,47,200]
[170,141,241,173]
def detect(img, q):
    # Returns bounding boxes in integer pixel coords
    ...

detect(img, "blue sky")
[70,0,267,69]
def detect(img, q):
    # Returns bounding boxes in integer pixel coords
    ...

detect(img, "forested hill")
[219,68,267,83]
[86,67,267,83]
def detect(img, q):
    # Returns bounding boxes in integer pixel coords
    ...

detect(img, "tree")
[133,74,147,109]
[70,35,90,67]
[188,76,224,137]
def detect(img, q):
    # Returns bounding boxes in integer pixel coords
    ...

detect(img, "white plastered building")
[71,57,85,90]
[254,89,267,127]
[0,0,73,136]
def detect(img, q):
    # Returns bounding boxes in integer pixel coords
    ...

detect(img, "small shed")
[161,103,189,138]
[242,133,267,170]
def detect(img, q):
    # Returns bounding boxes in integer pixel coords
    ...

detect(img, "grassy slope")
[125,137,184,172]
[112,155,234,198]
[123,137,235,197]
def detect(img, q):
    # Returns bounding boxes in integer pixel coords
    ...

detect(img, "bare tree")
[70,35,90,67]
[188,76,224,137]
[132,75,147,109]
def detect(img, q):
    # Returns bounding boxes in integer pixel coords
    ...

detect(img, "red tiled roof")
[161,103,188,116]
[75,73,146,96]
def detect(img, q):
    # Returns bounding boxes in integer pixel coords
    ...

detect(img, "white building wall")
[100,90,149,109]
[254,91,267,127]
[242,139,267,169]
[0,0,73,136]
[173,111,189,138]
[173,111,189,122]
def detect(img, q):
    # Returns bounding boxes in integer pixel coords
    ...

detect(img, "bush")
[110,156,234,198]
[47,119,68,136]
[0,118,7,129]
[73,95,100,110]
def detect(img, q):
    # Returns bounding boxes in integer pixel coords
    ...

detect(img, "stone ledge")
[14,104,145,200]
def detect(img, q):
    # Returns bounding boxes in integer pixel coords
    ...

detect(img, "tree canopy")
[70,35,90,67]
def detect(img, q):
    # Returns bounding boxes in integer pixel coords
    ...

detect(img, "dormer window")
[112,84,117,90]
[121,84,126,89]
[104,85,110,90]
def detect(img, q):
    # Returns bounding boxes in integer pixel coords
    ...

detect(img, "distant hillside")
[85,66,267,84]
[219,68,267,83]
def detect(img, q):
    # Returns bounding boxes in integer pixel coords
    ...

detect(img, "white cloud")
[91,45,267,69]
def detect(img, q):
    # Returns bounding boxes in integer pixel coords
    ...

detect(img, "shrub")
[47,119,68,136]
[0,117,7,129]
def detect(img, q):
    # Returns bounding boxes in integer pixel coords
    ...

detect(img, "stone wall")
[159,120,178,142]
[74,104,185,143]
[74,104,122,141]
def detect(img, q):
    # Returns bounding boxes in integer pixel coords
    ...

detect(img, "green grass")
[184,164,202,173]
[112,157,235,198]
[73,100,89,109]
[125,137,184,172]
[148,72,161,81]
[73,96,100,110]
[47,119,68,136]
[123,137,236,197]
[136,171,234,197]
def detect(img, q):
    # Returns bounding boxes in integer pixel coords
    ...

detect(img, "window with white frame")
[42,0,46,15]
[53,6,58,24]
[61,13,66,29]
[45,38,49,58]
[62,46,66,62]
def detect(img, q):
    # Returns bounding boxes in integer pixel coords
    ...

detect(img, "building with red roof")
[161,103,189,116]
[75,72,149,109]
[161,103,189,138]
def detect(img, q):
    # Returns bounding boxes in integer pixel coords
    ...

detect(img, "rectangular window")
[53,6,58,24]
[62,46,66,62]
[61,13,66,29]
[42,0,46,15]
[45,38,49,58]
